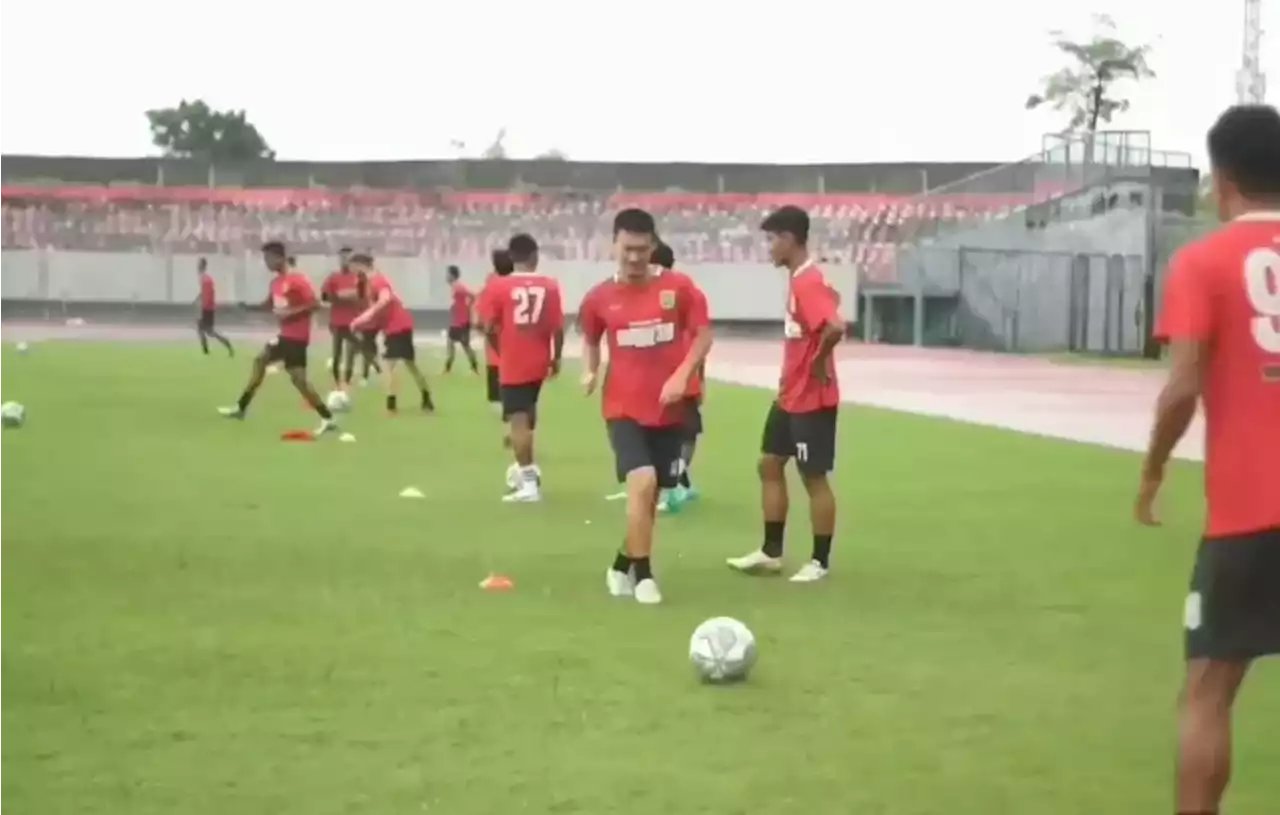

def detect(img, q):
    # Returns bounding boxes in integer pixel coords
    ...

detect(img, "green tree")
[1025,15,1155,133]
[145,99,276,161]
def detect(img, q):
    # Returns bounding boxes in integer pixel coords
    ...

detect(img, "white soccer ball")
[15,341,30,354]
[325,390,352,413]
[689,617,757,683]
[1,401,27,428]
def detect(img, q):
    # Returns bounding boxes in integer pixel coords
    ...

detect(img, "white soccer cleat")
[605,568,635,597]
[633,578,663,605]
[789,560,829,583]
[502,471,541,503]
[726,549,784,574]
[315,418,339,437]
[217,406,245,419]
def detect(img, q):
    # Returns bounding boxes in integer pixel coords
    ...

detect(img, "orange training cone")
[479,574,514,591]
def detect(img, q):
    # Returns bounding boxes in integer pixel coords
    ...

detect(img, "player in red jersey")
[580,209,712,605]
[320,247,365,390]
[348,254,436,414]
[219,242,338,434]
[1135,104,1280,815]
[477,234,565,502]
[444,265,481,375]
[649,240,704,514]
[350,262,383,386]
[727,206,845,583]
[479,249,516,415]
[194,257,233,357]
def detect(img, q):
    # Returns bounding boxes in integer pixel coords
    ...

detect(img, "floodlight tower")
[1237,0,1267,103]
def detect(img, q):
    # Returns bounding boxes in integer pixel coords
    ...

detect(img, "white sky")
[0,0,1274,169]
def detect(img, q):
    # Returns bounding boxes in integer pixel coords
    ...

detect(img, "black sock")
[469,357,479,373]
[762,521,785,557]
[199,336,209,354]
[236,389,256,413]
[678,470,692,489]
[386,394,397,412]
[445,357,453,372]
[611,551,631,573]
[421,389,434,410]
[316,403,333,420]
[812,534,833,568]
[630,556,652,582]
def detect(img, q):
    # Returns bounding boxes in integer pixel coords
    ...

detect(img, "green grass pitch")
[3,342,1278,814]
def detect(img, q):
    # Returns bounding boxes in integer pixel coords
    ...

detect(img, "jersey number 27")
[512,285,546,325]
[1245,247,1280,353]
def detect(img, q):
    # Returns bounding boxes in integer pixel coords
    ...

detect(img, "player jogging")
[727,205,844,583]
[477,234,565,502]
[195,257,233,357]
[580,208,712,605]
[346,254,435,414]
[445,265,481,374]
[219,242,337,435]
[650,240,704,514]
[1134,103,1280,815]
[320,247,363,389]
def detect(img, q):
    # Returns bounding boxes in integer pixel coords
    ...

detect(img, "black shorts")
[683,397,703,440]
[760,402,838,475]
[265,336,308,370]
[198,310,215,331]
[359,331,379,353]
[330,326,355,344]
[501,380,543,426]
[485,365,501,403]
[383,330,415,361]
[608,419,685,489]
[1185,526,1280,661]
[447,325,472,344]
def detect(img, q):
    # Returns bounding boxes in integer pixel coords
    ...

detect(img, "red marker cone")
[479,574,514,591]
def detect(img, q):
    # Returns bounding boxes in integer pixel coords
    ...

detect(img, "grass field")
[3,342,1278,814]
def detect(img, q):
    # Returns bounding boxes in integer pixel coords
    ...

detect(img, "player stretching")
[320,247,363,390]
[195,257,233,357]
[1134,104,1280,815]
[650,240,704,514]
[477,234,564,502]
[219,242,337,434]
[481,249,515,416]
[348,254,436,414]
[580,209,712,604]
[445,265,480,374]
[727,206,844,583]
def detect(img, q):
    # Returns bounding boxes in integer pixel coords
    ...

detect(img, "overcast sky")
[0,0,1272,169]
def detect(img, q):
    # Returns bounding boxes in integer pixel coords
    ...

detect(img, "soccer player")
[219,242,337,434]
[727,205,844,583]
[444,265,480,374]
[320,247,363,389]
[348,254,436,414]
[580,208,712,604]
[650,240,703,514]
[352,263,383,385]
[477,234,565,502]
[480,249,515,414]
[194,257,233,357]
[1134,104,1280,815]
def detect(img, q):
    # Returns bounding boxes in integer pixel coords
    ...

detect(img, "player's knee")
[758,455,786,481]
[625,467,659,501]
[1182,660,1247,711]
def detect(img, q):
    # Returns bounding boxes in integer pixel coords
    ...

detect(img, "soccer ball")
[15,341,29,354]
[325,390,352,413]
[689,617,757,683]
[1,401,27,428]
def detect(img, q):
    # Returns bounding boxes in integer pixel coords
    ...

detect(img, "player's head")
[347,253,374,273]
[761,206,810,268]
[261,241,288,273]
[197,257,207,274]
[651,240,675,270]
[338,246,353,270]
[507,233,539,270]
[446,264,460,282]
[613,208,657,280]
[492,248,514,277]
[1207,104,1280,221]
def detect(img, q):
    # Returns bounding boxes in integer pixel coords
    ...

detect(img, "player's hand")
[548,359,561,379]
[811,358,830,385]
[1134,463,1165,526]
[581,370,597,395]
[659,373,688,406]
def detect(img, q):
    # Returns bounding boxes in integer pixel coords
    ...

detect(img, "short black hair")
[1208,104,1280,198]
[761,206,810,244]
[446,264,460,280]
[349,253,374,266]
[651,241,675,269]
[507,233,539,265]
[613,207,656,237]
[492,248,514,276]
[261,241,286,256]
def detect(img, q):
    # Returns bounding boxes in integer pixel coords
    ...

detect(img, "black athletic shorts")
[265,336,308,370]
[1184,526,1280,661]
[760,401,838,475]
[683,396,703,440]
[447,324,472,344]
[608,419,684,488]
[330,325,355,344]
[198,310,215,331]
[383,330,415,361]
[501,380,542,427]
[485,365,501,403]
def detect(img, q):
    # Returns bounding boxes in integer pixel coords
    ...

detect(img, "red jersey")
[367,272,414,336]
[478,271,564,386]
[450,281,474,328]
[779,263,842,413]
[322,269,363,328]
[199,273,215,310]
[579,270,710,427]
[270,271,317,342]
[477,274,502,366]
[1154,212,1280,537]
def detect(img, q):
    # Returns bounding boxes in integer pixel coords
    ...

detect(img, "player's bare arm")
[351,290,391,329]
[660,326,713,405]
[1136,339,1206,525]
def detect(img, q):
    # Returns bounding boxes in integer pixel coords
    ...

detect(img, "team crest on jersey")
[659,289,677,309]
